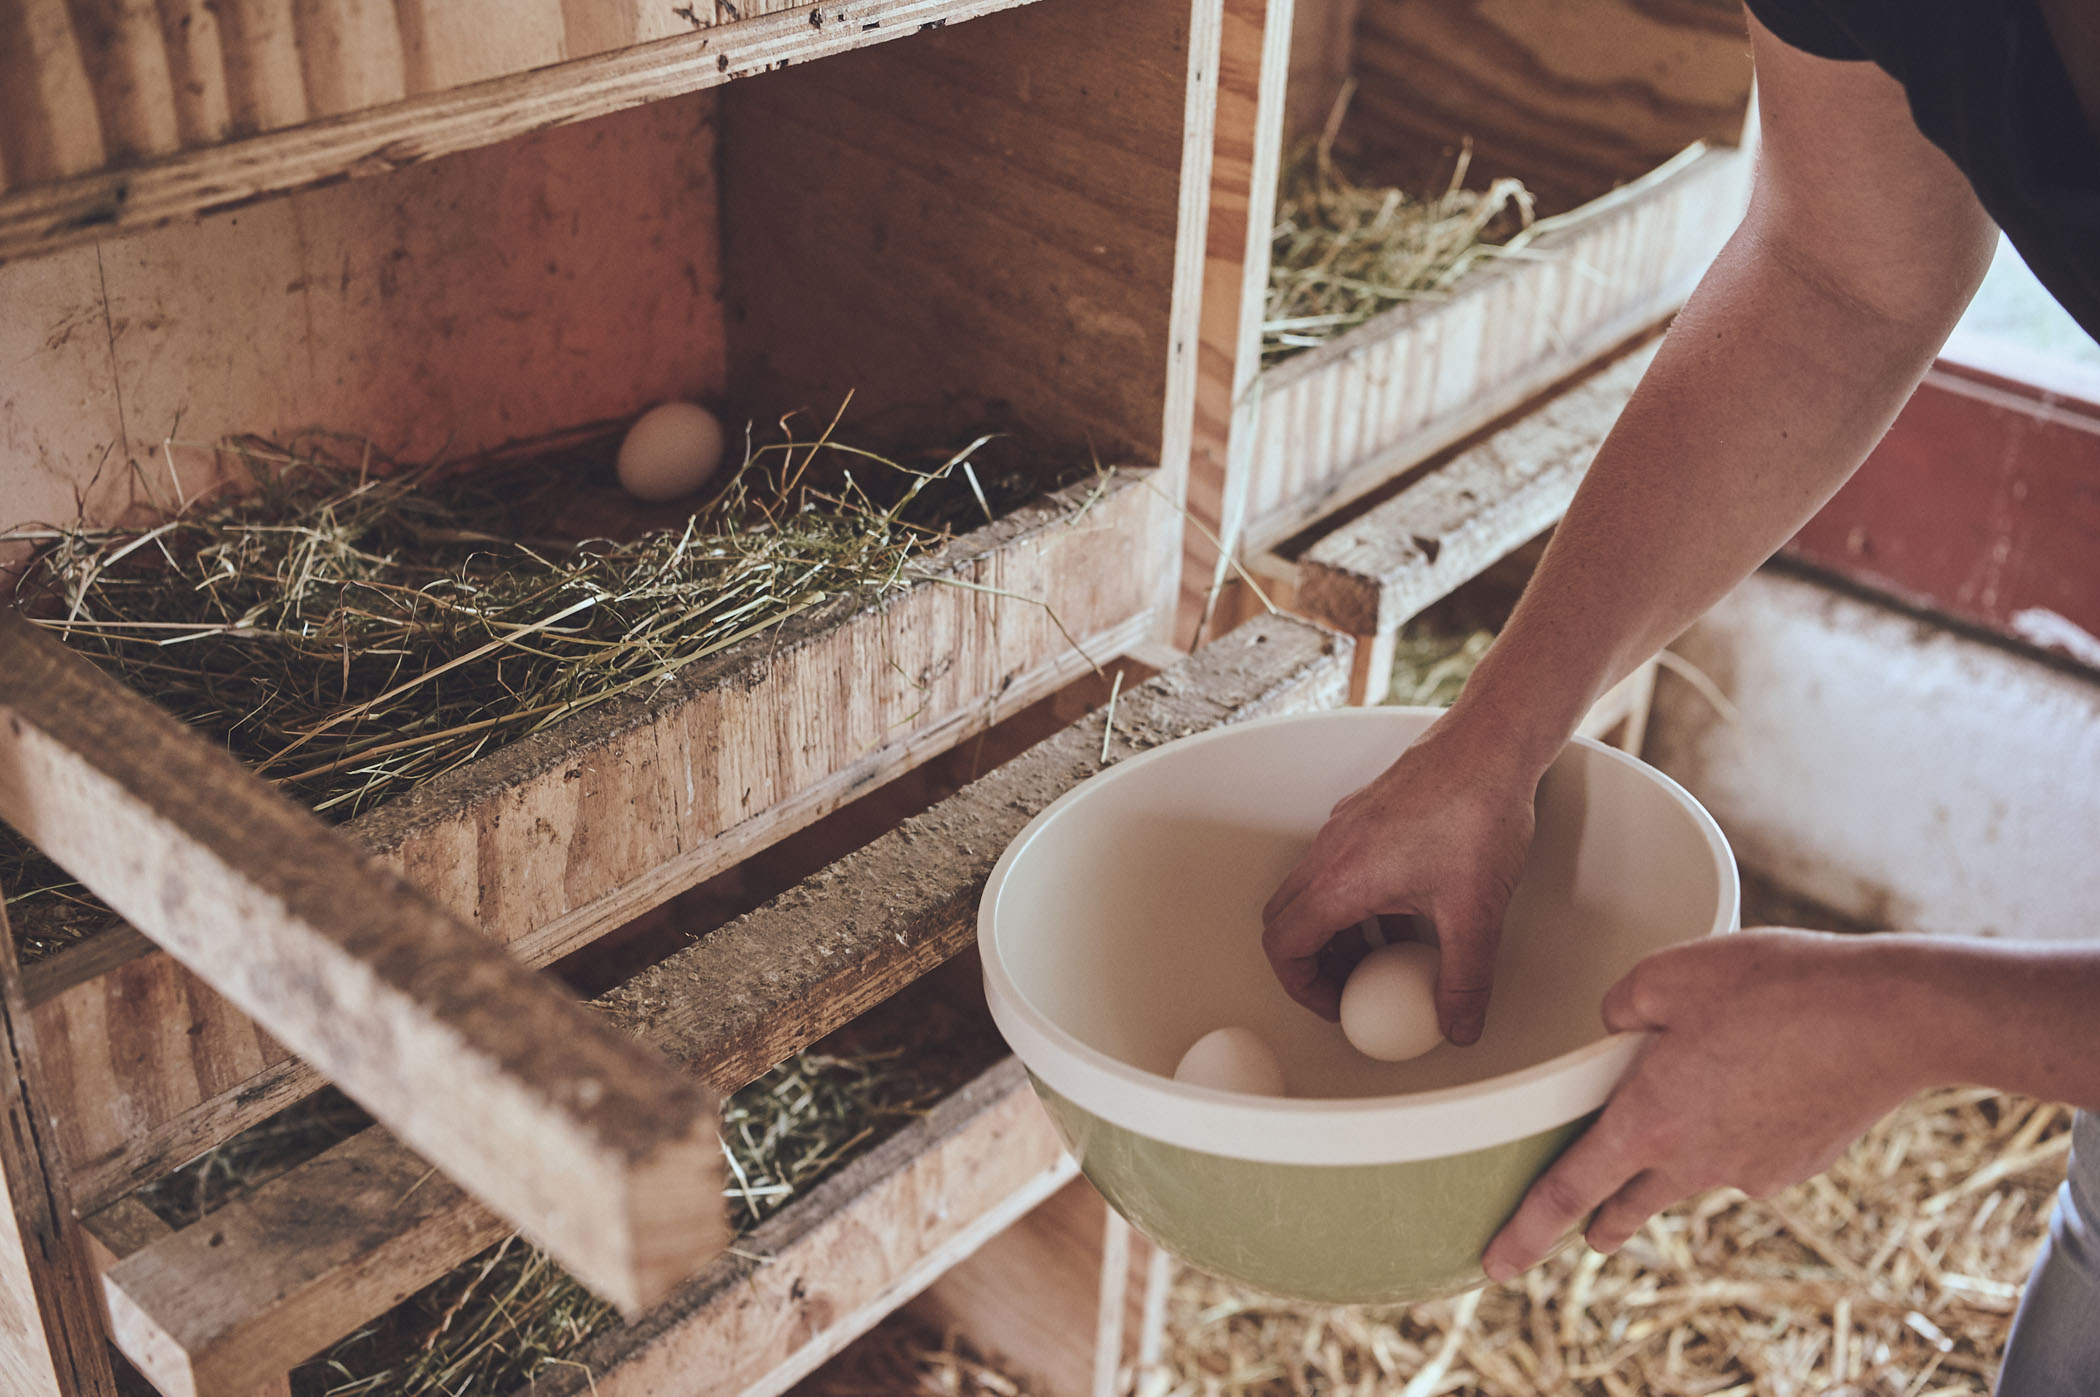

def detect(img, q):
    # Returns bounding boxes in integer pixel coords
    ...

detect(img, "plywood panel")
[1346,0,1752,214]
[0,88,726,542]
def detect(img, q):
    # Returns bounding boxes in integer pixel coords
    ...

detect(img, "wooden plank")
[1345,0,1752,215]
[907,1179,1158,1397]
[0,613,726,1316]
[0,2,110,185]
[1785,363,2100,668]
[1179,0,1294,643]
[1242,143,1747,555]
[0,0,1043,267]
[543,1055,1076,1397]
[1294,339,1658,637]
[96,613,1351,1397]
[26,473,1162,1214]
[719,0,1202,479]
[3,90,729,545]
[0,900,117,1397]
[81,1202,290,1397]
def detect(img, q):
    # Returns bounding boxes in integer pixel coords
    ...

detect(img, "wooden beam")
[1294,339,1659,639]
[542,1055,1077,1397]
[0,900,116,1397]
[0,613,726,1316]
[0,0,1044,266]
[25,473,1161,1215]
[96,613,1351,1397]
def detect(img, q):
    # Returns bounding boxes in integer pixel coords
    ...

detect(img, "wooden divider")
[19,475,1161,1216]
[95,613,1353,1397]
[0,613,728,1318]
[1292,339,1658,702]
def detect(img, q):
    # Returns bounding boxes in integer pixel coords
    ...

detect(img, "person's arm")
[1261,16,1999,1041]
[1481,931,2100,1281]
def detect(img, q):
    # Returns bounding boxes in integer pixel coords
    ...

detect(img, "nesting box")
[0,0,1240,1389]
[1184,0,1755,631]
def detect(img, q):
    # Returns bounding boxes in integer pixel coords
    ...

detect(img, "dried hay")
[287,1041,992,1396]
[1141,1087,2063,1395]
[1,410,1089,961]
[1264,83,1537,365]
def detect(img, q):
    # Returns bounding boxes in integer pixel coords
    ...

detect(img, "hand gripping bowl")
[979,707,1739,1303]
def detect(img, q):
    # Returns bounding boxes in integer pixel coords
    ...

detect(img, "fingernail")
[1450,1015,1483,1046]
[1482,1258,1514,1284]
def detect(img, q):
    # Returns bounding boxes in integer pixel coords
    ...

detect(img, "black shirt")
[1744,0,2100,344]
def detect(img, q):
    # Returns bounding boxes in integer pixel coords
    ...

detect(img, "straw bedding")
[1,412,1088,962]
[1263,85,1536,366]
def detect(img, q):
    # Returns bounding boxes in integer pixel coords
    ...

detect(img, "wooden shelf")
[1237,144,1747,558]
[23,469,1166,1218]
[1,0,1227,1385]
[0,0,1041,268]
[1281,339,1657,702]
[91,614,1351,1397]
[1180,0,1753,635]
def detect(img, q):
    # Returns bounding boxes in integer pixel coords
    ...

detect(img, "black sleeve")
[1742,0,1869,61]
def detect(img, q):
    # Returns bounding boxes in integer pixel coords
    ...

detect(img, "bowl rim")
[978,706,1740,1166]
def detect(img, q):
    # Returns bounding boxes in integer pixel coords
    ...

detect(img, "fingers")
[1601,962,1663,1034]
[1261,881,1361,1020]
[1481,1113,1640,1283]
[1430,905,1501,1046]
[1584,1169,1682,1254]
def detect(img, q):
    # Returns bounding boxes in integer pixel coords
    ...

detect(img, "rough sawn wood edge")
[0,612,727,1319]
[93,612,1351,1397]
[1293,339,1662,637]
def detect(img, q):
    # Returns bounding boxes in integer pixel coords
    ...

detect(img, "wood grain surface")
[1345,0,1753,214]
[22,471,1162,1215]
[96,613,1350,1397]
[0,900,116,1397]
[1242,144,1747,555]
[0,613,727,1317]
[0,0,1050,264]
[1294,338,1660,637]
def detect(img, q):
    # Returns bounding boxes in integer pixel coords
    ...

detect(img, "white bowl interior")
[993,709,1731,1102]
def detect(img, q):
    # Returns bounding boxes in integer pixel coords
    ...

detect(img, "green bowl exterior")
[1031,1076,1593,1304]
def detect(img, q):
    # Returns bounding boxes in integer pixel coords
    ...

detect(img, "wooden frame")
[5,0,1217,1228]
[0,0,1062,266]
[1290,337,1659,704]
[1181,0,1754,637]
[0,0,1233,1386]
[88,614,1348,1397]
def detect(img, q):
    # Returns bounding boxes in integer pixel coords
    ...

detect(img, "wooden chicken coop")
[0,0,1753,1392]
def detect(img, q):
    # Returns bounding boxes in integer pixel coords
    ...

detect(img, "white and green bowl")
[979,707,1738,1303]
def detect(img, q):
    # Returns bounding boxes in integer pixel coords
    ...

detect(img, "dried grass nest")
[1,409,1091,961]
[1264,83,1538,364]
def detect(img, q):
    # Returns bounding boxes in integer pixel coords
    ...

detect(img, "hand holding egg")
[1340,941,1445,1062]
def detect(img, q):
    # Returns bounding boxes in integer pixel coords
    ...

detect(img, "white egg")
[1173,1025,1288,1097]
[1339,941,1444,1062]
[617,401,725,502]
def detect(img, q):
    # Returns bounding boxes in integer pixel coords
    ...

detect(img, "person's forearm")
[1444,212,1982,782]
[1876,936,2100,1112]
